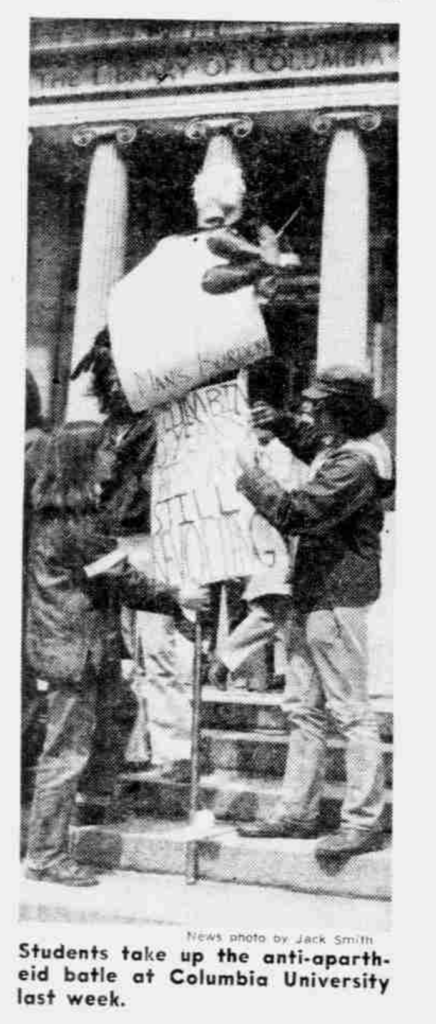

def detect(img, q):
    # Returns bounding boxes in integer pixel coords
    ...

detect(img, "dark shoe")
[25,858,99,887]
[160,760,192,784]
[237,816,318,839]
[317,829,383,857]
[208,656,228,690]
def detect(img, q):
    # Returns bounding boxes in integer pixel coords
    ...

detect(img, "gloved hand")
[250,401,282,430]
[202,226,300,297]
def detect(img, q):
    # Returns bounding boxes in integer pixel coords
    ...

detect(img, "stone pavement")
[19,867,391,932]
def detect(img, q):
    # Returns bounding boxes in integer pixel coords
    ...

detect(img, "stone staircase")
[73,686,393,901]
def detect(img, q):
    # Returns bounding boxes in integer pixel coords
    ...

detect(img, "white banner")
[109,233,269,412]
[148,378,300,587]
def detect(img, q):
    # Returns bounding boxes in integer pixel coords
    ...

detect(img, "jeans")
[79,659,135,796]
[136,612,193,766]
[219,596,292,689]
[277,607,385,833]
[25,676,98,872]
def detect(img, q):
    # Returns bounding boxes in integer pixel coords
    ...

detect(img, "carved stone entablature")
[29,20,395,52]
[71,123,137,147]
[311,109,383,135]
[30,22,399,103]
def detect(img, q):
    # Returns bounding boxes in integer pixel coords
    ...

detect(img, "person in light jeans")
[235,365,394,857]
[134,611,193,779]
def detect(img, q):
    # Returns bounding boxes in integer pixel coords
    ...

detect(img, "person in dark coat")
[24,421,186,887]
[70,331,158,803]
[70,330,197,781]
[23,371,47,606]
[234,365,394,856]
[22,371,48,797]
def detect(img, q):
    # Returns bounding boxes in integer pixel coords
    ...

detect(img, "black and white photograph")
[9,7,406,1009]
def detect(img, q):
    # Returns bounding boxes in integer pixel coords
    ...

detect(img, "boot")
[25,857,99,887]
[237,815,318,839]
[160,759,192,784]
[317,828,384,857]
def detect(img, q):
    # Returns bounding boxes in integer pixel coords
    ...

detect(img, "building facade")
[28,19,398,696]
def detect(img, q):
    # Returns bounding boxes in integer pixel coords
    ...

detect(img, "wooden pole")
[185,614,203,884]
[372,322,384,397]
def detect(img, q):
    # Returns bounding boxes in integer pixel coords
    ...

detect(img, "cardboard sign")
[109,233,269,412]
[148,378,302,587]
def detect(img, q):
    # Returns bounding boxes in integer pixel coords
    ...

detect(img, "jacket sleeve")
[237,450,378,538]
[113,564,180,616]
[104,415,156,535]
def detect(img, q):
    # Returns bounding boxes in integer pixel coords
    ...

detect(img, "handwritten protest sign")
[148,377,298,587]
[109,233,269,412]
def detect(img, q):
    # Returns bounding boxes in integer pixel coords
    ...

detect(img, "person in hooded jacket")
[23,420,200,886]
[234,365,394,857]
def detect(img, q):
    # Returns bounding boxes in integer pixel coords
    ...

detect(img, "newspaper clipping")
[10,6,404,1017]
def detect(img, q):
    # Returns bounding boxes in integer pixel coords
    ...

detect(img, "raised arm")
[110,563,181,616]
[237,449,378,538]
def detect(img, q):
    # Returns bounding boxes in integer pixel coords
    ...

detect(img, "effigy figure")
[72,132,302,780]
[109,134,303,771]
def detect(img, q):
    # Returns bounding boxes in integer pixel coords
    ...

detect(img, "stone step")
[200,687,393,740]
[114,771,392,833]
[200,729,393,783]
[72,819,391,901]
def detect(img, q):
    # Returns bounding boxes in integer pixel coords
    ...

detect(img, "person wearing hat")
[234,364,394,856]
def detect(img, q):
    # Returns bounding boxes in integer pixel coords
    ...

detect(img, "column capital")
[184,115,253,142]
[71,123,137,149]
[310,109,382,136]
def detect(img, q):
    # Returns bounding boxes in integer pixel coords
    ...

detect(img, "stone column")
[316,126,370,371]
[67,128,134,421]
[27,140,71,421]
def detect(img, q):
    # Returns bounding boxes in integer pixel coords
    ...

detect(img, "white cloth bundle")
[109,232,269,412]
